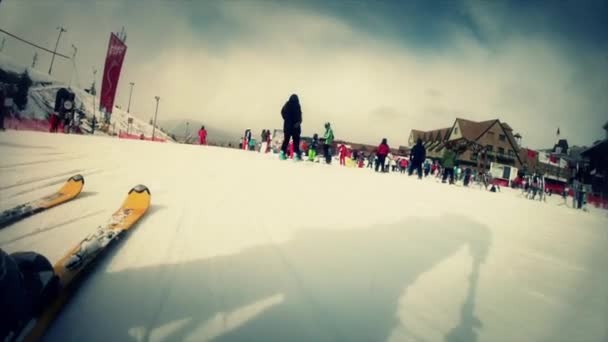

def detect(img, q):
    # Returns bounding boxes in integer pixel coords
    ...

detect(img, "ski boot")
[294,154,302,162]
[279,151,287,160]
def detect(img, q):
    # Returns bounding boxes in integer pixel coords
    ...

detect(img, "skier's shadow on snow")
[47,214,491,342]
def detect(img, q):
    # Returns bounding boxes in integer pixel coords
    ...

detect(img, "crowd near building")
[250,115,608,209]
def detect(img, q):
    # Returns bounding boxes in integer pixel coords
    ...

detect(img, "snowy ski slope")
[0,131,606,342]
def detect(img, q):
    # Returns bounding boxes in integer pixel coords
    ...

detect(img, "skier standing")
[409,138,426,179]
[266,129,273,153]
[243,129,252,150]
[400,158,408,174]
[308,133,319,161]
[322,122,334,164]
[260,130,268,153]
[462,168,470,186]
[198,125,208,145]
[530,173,540,199]
[339,144,348,166]
[280,94,303,160]
[358,154,365,168]
[423,159,431,177]
[375,138,390,172]
[367,154,374,169]
[91,115,97,135]
[441,144,457,184]
[301,139,309,156]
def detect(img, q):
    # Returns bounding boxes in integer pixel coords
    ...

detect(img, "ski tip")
[129,185,150,195]
[69,174,85,184]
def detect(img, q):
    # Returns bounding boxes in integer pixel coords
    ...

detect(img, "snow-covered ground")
[0,131,607,342]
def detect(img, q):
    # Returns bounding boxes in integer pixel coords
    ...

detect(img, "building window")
[499,134,506,141]
[471,153,478,161]
[498,147,505,155]
[486,145,493,152]
[508,150,515,157]
[454,127,459,135]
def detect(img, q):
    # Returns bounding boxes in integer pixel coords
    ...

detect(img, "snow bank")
[0,53,56,85]
[0,131,606,342]
[1,53,172,141]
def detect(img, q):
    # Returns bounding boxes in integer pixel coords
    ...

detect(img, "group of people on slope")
[370,137,427,176]
[369,138,495,191]
[224,93,491,194]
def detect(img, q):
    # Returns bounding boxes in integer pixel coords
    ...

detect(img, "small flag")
[557,127,560,136]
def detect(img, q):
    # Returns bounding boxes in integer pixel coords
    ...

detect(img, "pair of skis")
[1,176,151,341]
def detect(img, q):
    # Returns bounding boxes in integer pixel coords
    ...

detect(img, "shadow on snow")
[47,214,492,342]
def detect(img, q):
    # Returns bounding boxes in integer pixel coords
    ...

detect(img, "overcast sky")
[1,0,606,148]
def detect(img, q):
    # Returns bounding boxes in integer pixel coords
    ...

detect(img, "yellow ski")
[16,185,151,342]
[0,175,85,229]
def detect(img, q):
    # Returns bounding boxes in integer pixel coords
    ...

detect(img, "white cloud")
[0,0,604,148]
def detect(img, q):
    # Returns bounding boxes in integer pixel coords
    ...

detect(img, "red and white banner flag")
[100,33,127,117]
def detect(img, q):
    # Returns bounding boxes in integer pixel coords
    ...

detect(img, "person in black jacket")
[280,94,303,160]
[409,138,426,179]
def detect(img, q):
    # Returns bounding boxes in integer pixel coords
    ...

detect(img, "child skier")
[358,154,365,168]
[365,154,372,169]
[339,144,348,166]
[423,159,431,177]
[308,134,319,161]
[400,158,408,174]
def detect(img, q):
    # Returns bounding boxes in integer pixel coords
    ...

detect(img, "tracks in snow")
[0,210,105,246]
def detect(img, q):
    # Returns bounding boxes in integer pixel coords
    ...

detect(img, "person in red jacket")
[358,154,365,168]
[400,158,408,173]
[198,125,207,145]
[375,138,390,172]
[339,144,348,166]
